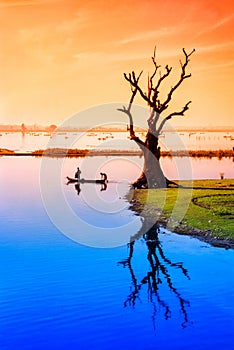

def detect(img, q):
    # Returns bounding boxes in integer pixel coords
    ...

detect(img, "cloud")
[194,13,234,38]
[196,41,234,54]
[73,51,147,62]
[0,0,60,7]
[211,13,234,30]
[17,10,91,49]
[73,45,198,66]
[119,25,185,45]
[194,60,234,73]
[190,41,234,72]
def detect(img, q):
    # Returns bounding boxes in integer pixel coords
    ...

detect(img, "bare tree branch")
[152,65,172,108]
[151,111,160,132]
[147,109,155,127]
[159,48,195,113]
[117,107,145,148]
[118,72,145,147]
[148,46,161,102]
[123,71,154,107]
[157,101,191,134]
[147,111,160,134]
[117,105,134,134]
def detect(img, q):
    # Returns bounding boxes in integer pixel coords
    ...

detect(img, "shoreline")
[130,201,234,250]
[1,148,234,158]
[160,216,234,249]
[128,179,234,250]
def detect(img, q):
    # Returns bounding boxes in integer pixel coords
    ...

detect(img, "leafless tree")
[118,48,195,188]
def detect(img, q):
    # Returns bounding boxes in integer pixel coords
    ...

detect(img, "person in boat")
[75,167,81,180]
[100,172,107,181]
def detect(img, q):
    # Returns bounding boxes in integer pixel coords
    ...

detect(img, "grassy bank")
[130,179,234,248]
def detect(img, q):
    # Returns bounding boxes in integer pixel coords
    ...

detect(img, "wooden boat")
[67,176,106,184]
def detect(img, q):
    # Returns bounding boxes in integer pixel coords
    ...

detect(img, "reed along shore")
[0,148,234,158]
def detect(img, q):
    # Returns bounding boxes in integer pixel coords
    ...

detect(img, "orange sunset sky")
[0,0,233,128]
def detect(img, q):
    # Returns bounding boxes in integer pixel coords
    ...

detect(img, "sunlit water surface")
[0,157,234,349]
[1,130,234,152]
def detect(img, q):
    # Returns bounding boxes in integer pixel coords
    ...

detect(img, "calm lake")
[0,156,234,349]
[1,130,234,152]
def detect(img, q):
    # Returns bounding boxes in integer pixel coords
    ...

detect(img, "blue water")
[0,157,234,349]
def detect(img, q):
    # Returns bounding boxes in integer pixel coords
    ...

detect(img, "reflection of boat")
[66,176,106,184]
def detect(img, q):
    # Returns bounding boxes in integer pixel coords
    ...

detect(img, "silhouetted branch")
[147,109,156,132]
[148,46,161,103]
[159,48,195,113]
[118,71,145,147]
[152,65,172,109]
[157,101,191,135]
[123,70,154,107]
[148,111,160,134]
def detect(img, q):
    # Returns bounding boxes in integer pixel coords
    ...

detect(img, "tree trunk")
[132,133,167,189]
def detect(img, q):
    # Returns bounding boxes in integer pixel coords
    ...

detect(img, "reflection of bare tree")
[118,222,191,329]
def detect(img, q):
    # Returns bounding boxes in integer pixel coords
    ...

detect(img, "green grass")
[130,179,234,241]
